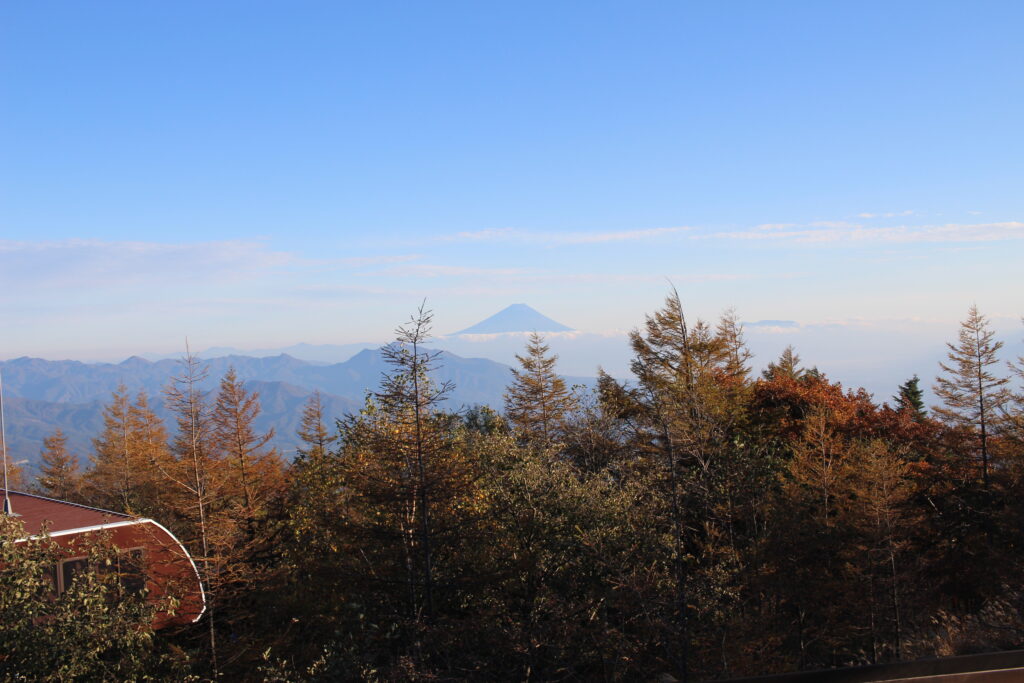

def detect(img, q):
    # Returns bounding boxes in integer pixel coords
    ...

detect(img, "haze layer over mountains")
[0,306,592,472]
[3,304,1021,475]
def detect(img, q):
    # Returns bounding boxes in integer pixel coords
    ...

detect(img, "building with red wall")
[2,489,205,629]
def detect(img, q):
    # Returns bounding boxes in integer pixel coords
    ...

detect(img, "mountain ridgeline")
[1,347,593,470]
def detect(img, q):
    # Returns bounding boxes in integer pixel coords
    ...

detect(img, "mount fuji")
[452,304,574,335]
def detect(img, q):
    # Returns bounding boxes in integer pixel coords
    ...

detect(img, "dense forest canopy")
[3,295,1024,682]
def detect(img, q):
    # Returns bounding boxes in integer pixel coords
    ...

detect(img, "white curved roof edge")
[17,517,207,624]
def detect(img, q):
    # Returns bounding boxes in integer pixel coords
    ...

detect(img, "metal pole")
[1,368,13,515]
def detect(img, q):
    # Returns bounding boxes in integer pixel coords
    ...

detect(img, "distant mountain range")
[5,303,989,476]
[1,381,359,479]
[1,345,594,474]
[0,305,596,474]
[141,305,578,365]
[164,305,616,379]
[0,350,519,406]
[145,342,380,364]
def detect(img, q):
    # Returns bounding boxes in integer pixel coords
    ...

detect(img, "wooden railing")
[722,649,1024,682]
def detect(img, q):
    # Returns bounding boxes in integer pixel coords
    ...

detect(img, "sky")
[1,1,1022,372]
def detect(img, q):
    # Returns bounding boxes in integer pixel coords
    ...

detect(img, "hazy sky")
[2,1,1022,361]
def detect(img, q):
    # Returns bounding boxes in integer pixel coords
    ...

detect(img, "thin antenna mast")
[1,368,13,516]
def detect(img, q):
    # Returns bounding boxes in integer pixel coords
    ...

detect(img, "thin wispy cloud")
[368,264,532,278]
[336,254,423,267]
[703,221,1024,245]
[857,210,915,219]
[429,217,1022,249]
[436,226,692,245]
[516,272,752,285]
[808,220,860,229]
[0,238,298,291]
[0,239,429,296]
[744,315,1024,332]
[361,263,753,286]
[753,223,798,231]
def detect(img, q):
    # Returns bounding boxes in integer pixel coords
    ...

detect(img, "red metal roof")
[1,489,132,536]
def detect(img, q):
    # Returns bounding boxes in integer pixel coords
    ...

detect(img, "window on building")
[59,557,89,594]
[56,548,147,597]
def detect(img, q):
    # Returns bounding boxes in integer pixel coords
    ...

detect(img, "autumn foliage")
[5,297,1024,681]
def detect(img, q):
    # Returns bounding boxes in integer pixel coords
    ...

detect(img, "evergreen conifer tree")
[933,305,1009,487]
[893,375,927,421]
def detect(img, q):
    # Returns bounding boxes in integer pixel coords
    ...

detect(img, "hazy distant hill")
[194,341,379,364]
[130,305,602,376]
[0,348,594,473]
[0,348,579,409]
[2,396,106,473]
[2,383,361,474]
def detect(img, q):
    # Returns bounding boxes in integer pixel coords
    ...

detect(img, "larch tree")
[504,332,576,444]
[160,346,221,674]
[787,409,848,526]
[131,392,173,517]
[933,305,1010,487]
[210,367,283,532]
[716,307,753,380]
[286,391,342,561]
[295,390,336,461]
[35,429,80,501]
[839,440,914,662]
[287,392,343,554]
[205,368,286,669]
[86,386,135,511]
[626,290,694,680]
[371,304,453,622]
[2,459,25,491]
[763,345,804,381]
[625,289,753,681]
[328,303,484,674]
[86,387,168,516]
[769,396,867,670]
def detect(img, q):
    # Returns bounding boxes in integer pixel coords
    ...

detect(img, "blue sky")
[1,1,1022,368]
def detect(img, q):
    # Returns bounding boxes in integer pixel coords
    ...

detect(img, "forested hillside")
[1,348,596,470]
[3,296,1024,681]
